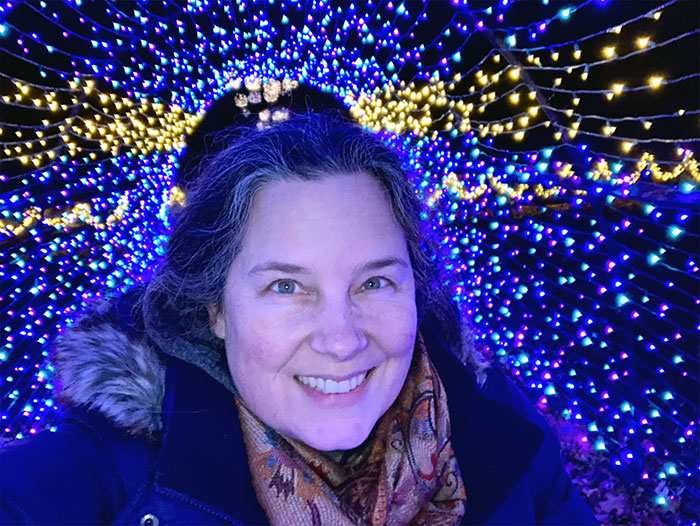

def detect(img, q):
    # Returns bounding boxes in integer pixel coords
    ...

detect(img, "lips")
[295,370,370,394]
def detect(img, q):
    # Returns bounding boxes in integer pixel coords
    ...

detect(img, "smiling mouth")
[295,369,372,395]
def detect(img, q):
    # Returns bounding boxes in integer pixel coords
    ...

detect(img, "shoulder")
[2,287,167,523]
[467,366,599,525]
[1,408,156,524]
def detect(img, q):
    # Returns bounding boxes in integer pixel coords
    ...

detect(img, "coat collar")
[155,348,544,525]
[155,356,268,524]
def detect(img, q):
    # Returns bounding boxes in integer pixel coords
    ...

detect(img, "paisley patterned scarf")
[236,342,466,526]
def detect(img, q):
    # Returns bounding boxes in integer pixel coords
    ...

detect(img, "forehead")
[237,172,408,266]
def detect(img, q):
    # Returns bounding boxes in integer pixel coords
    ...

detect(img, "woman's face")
[210,172,417,451]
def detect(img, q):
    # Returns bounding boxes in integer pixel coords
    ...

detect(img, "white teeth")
[296,371,368,395]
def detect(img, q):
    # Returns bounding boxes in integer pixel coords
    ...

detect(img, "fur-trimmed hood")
[53,296,166,437]
[53,290,488,438]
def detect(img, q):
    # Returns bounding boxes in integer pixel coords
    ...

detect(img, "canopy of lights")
[1,0,698,523]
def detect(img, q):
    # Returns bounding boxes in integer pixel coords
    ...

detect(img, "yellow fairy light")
[439,173,488,204]
[610,83,625,97]
[533,184,562,199]
[643,121,652,130]
[509,92,520,104]
[603,125,617,136]
[551,52,559,61]
[558,164,574,178]
[634,151,699,183]
[513,131,525,141]
[636,36,650,49]
[573,49,582,60]
[168,186,186,208]
[509,68,520,81]
[621,141,635,153]
[648,76,664,89]
[602,46,616,59]
[487,174,527,199]
[591,161,613,182]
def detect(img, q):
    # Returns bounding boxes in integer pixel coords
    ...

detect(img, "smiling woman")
[209,173,417,452]
[1,114,599,525]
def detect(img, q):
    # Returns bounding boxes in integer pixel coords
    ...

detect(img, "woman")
[1,113,598,525]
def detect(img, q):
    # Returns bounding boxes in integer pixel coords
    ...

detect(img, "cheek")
[365,299,417,356]
[224,302,304,370]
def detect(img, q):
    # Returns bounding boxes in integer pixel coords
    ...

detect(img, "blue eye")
[363,277,389,290]
[272,280,298,294]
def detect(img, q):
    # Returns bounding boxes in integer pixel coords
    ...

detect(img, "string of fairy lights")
[1,0,698,522]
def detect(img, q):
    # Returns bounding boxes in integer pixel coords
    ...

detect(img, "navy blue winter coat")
[1,310,599,525]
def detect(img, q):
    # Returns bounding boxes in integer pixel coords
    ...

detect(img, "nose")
[309,297,368,360]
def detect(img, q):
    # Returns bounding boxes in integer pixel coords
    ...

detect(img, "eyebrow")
[248,257,410,275]
[359,257,410,273]
[249,262,310,275]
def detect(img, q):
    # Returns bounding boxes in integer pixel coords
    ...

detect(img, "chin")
[296,420,374,452]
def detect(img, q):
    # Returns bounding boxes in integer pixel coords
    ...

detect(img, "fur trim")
[54,323,165,436]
